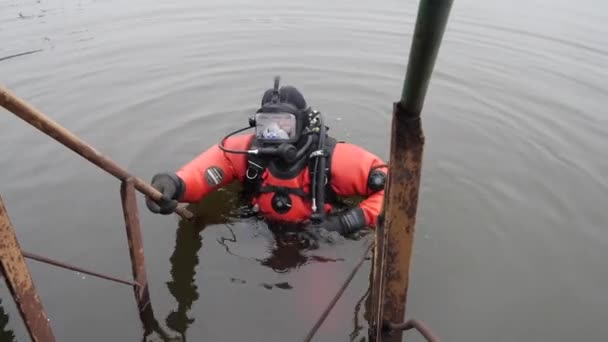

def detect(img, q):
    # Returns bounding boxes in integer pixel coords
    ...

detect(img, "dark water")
[1,0,607,341]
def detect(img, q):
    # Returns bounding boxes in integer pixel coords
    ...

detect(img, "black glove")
[145,172,185,215]
[313,207,367,236]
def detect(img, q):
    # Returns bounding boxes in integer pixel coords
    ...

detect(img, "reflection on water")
[350,283,371,341]
[162,184,359,338]
[140,304,177,342]
[0,299,17,342]
[258,223,347,273]
[165,220,202,340]
[2,0,608,339]
[162,187,237,339]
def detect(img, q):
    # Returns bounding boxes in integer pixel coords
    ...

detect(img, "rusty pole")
[0,85,193,220]
[371,0,453,341]
[120,179,179,341]
[0,194,55,342]
[120,178,151,312]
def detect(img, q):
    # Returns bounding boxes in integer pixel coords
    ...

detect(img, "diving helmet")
[250,77,311,146]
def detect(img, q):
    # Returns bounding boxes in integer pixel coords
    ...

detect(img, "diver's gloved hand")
[145,172,185,215]
[313,207,367,236]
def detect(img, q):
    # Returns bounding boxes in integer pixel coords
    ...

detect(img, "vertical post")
[120,178,150,312]
[370,0,453,341]
[0,194,55,342]
[120,179,175,341]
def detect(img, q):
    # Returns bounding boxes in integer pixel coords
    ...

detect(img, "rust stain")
[0,194,55,342]
[369,102,425,342]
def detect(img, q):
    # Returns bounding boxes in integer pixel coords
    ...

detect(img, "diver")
[145,76,388,237]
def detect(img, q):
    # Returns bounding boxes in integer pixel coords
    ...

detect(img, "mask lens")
[255,112,297,143]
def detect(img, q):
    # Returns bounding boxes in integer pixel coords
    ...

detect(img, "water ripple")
[1,0,608,341]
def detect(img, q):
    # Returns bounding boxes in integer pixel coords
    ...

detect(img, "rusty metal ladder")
[0,85,194,341]
[0,0,454,339]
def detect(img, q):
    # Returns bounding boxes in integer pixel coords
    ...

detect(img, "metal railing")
[0,84,194,341]
[0,0,454,339]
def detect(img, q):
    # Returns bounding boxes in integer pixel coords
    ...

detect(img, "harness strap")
[246,160,264,180]
[259,185,308,197]
[309,149,328,158]
[242,136,341,208]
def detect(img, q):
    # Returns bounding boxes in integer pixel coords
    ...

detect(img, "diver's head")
[252,78,311,147]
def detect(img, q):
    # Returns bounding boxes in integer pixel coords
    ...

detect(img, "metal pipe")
[0,194,56,342]
[400,0,454,113]
[120,178,151,310]
[22,251,138,287]
[0,85,194,220]
[371,0,453,341]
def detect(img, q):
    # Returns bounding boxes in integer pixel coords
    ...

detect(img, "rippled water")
[1,0,607,341]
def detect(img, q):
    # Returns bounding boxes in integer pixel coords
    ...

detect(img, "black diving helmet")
[218,76,330,222]
[219,76,314,163]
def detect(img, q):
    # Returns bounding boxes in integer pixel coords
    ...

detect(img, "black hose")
[219,126,313,163]
[294,135,313,160]
[218,126,254,154]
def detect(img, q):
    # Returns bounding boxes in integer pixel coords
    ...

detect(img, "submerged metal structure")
[371,0,454,341]
[0,0,453,340]
[0,84,194,340]
[0,195,54,342]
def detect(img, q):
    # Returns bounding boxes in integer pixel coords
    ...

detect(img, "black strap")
[242,136,341,207]
[259,185,308,197]
[242,140,268,197]
[308,136,339,206]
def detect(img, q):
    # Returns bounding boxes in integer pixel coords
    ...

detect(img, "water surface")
[1,0,607,341]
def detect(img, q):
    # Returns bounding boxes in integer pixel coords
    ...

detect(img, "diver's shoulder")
[331,139,385,163]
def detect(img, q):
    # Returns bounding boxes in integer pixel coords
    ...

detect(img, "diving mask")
[254,112,298,144]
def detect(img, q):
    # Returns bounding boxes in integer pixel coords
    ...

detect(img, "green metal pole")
[401,0,454,113]
[370,0,453,341]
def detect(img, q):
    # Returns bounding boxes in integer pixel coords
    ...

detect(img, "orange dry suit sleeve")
[329,143,387,228]
[175,134,254,202]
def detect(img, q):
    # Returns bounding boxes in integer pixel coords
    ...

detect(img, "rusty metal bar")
[386,320,439,342]
[22,251,138,287]
[372,101,426,342]
[370,0,453,341]
[0,84,193,220]
[120,179,176,340]
[0,194,55,342]
[120,178,150,312]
